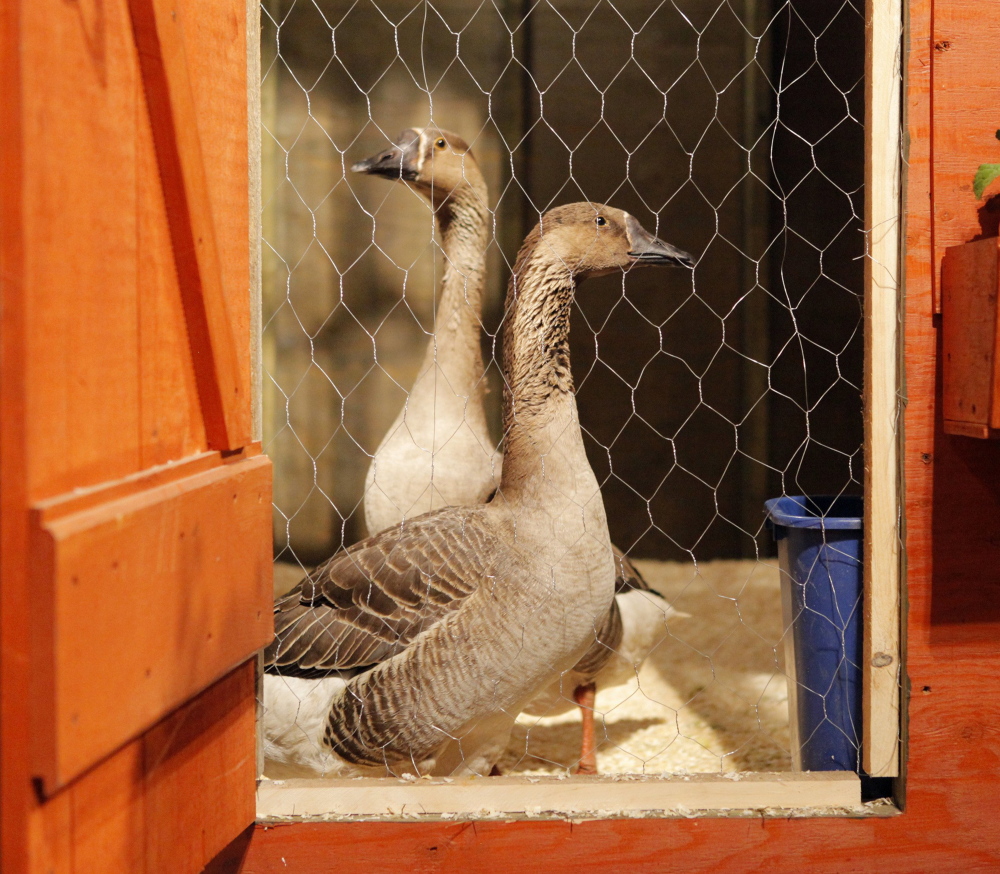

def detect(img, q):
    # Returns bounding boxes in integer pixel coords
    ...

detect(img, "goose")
[263,203,694,779]
[353,128,500,536]
[352,129,688,775]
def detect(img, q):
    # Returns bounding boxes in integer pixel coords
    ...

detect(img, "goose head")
[519,203,694,281]
[351,128,486,213]
[501,204,694,408]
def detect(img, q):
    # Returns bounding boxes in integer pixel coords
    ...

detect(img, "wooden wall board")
[930,0,1000,311]
[143,659,258,873]
[2,0,265,869]
[18,0,253,503]
[138,72,210,469]
[67,741,146,874]
[923,0,1000,629]
[26,661,256,874]
[130,0,251,451]
[21,0,144,501]
[31,453,272,790]
[941,237,1000,436]
[0,0,34,868]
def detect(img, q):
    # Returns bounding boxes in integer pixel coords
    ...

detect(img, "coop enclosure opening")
[258,0,896,808]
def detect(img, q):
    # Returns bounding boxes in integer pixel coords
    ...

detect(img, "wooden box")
[942,236,1000,438]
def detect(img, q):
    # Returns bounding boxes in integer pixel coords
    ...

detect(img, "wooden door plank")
[22,0,143,501]
[26,662,256,874]
[0,0,31,866]
[129,0,251,451]
[70,741,147,874]
[144,659,257,873]
[182,0,254,441]
[137,67,210,468]
[32,454,272,789]
[861,0,902,778]
[27,781,72,874]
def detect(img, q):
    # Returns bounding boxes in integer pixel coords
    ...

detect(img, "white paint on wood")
[862,0,903,778]
[257,772,861,821]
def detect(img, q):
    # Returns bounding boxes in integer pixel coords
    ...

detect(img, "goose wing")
[265,507,492,675]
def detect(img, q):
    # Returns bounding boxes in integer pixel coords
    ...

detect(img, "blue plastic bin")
[765,495,863,772]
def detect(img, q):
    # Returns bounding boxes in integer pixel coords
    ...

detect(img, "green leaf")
[974,163,1000,199]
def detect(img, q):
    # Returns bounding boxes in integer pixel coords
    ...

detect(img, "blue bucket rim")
[764,495,863,530]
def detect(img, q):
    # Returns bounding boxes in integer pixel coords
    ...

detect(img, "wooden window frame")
[220,0,1000,859]
[251,0,904,824]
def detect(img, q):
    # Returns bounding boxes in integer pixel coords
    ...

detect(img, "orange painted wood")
[931,1,1000,312]
[31,454,272,790]
[17,0,250,503]
[0,0,31,867]
[143,658,258,873]
[137,78,210,468]
[67,741,146,874]
[129,0,251,451]
[213,0,991,868]
[28,661,257,874]
[2,0,261,868]
[22,0,144,501]
[941,237,1000,437]
[31,445,261,523]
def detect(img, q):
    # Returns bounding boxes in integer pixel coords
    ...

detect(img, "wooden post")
[863,0,903,778]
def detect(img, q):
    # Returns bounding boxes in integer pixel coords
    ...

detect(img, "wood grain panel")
[183,0,252,439]
[22,0,142,501]
[69,742,146,874]
[129,0,251,451]
[0,0,31,866]
[137,62,210,468]
[31,454,272,789]
[144,659,257,873]
[223,810,995,874]
[27,662,256,874]
[28,780,72,874]
[941,237,1000,436]
[931,1,1000,310]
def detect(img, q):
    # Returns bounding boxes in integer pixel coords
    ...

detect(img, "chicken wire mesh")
[258,0,881,781]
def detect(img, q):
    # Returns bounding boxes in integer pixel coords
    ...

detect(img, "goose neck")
[425,190,488,361]
[499,257,586,496]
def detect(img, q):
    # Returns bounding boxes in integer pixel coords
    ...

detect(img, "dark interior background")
[261,0,865,566]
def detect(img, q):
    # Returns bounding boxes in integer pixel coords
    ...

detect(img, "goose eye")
[595,215,607,227]
[435,138,447,149]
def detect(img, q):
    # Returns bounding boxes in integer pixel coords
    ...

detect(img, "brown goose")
[353,128,500,535]
[352,129,688,775]
[263,203,693,778]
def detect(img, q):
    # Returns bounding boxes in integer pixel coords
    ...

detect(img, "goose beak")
[625,215,695,268]
[351,130,420,181]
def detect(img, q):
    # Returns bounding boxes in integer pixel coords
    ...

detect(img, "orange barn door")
[0,1,269,872]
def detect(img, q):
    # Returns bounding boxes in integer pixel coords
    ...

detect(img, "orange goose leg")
[573,682,598,775]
